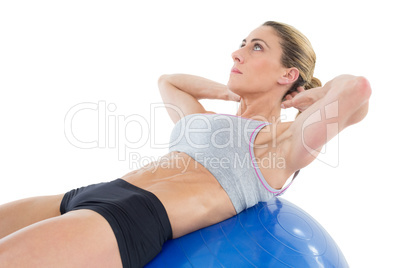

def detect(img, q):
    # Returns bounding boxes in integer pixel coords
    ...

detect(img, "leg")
[0,209,122,268]
[0,194,64,239]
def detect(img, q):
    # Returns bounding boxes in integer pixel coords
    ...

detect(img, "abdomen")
[121,152,237,238]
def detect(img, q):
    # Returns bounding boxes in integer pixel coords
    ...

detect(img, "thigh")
[0,209,122,268]
[61,179,172,267]
[0,194,64,239]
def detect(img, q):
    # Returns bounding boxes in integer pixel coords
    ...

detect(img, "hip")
[60,178,172,267]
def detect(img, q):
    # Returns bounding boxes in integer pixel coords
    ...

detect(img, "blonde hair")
[262,21,322,99]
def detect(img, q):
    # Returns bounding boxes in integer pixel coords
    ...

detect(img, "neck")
[236,94,282,123]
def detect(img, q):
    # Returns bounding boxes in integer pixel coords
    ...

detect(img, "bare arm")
[280,75,372,171]
[158,74,240,123]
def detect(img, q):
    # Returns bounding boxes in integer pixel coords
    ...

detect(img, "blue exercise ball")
[146,197,348,267]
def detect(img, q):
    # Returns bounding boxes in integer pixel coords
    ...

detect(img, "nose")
[231,48,244,64]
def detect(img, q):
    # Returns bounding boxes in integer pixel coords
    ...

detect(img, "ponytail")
[304,76,322,90]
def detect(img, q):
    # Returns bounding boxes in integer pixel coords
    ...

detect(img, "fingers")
[297,86,305,92]
[281,87,305,109]
[285,86,304,98]
[281,92,294,109]
[281,99,293,109]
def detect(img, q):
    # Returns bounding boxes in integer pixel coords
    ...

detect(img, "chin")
[227,80,244,95]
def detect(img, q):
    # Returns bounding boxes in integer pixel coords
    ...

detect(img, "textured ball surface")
[146,197,348,267]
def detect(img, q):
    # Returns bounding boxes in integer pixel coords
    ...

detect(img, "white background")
[0,0,400,267]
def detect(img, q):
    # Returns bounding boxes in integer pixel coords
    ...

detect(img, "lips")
[231,67,242,74]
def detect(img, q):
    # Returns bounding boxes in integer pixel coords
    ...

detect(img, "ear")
[277,68,299,85]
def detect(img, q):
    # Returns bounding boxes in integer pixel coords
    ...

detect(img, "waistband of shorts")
[115,178,173,240]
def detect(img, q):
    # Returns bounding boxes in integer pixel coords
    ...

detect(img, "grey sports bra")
[169,113,297,214]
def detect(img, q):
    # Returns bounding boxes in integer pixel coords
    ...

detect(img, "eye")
[253,43,263,51]
[240,43,246,48]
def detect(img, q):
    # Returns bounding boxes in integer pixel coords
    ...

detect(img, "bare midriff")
[121,151,237,238]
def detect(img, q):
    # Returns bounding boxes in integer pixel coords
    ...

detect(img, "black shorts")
[60,179,172,268]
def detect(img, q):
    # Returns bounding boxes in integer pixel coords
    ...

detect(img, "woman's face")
[228,26,286,96]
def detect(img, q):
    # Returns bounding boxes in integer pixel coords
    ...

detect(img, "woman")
[0,21,371,267]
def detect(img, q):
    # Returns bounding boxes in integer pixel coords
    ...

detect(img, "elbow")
[158,74,172,92]
[355,76,372,102]
[354,76,372,118]
[158,74,169,86]
[344,76,372,107]
[332,75,372,102]
[346,76,372,125]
